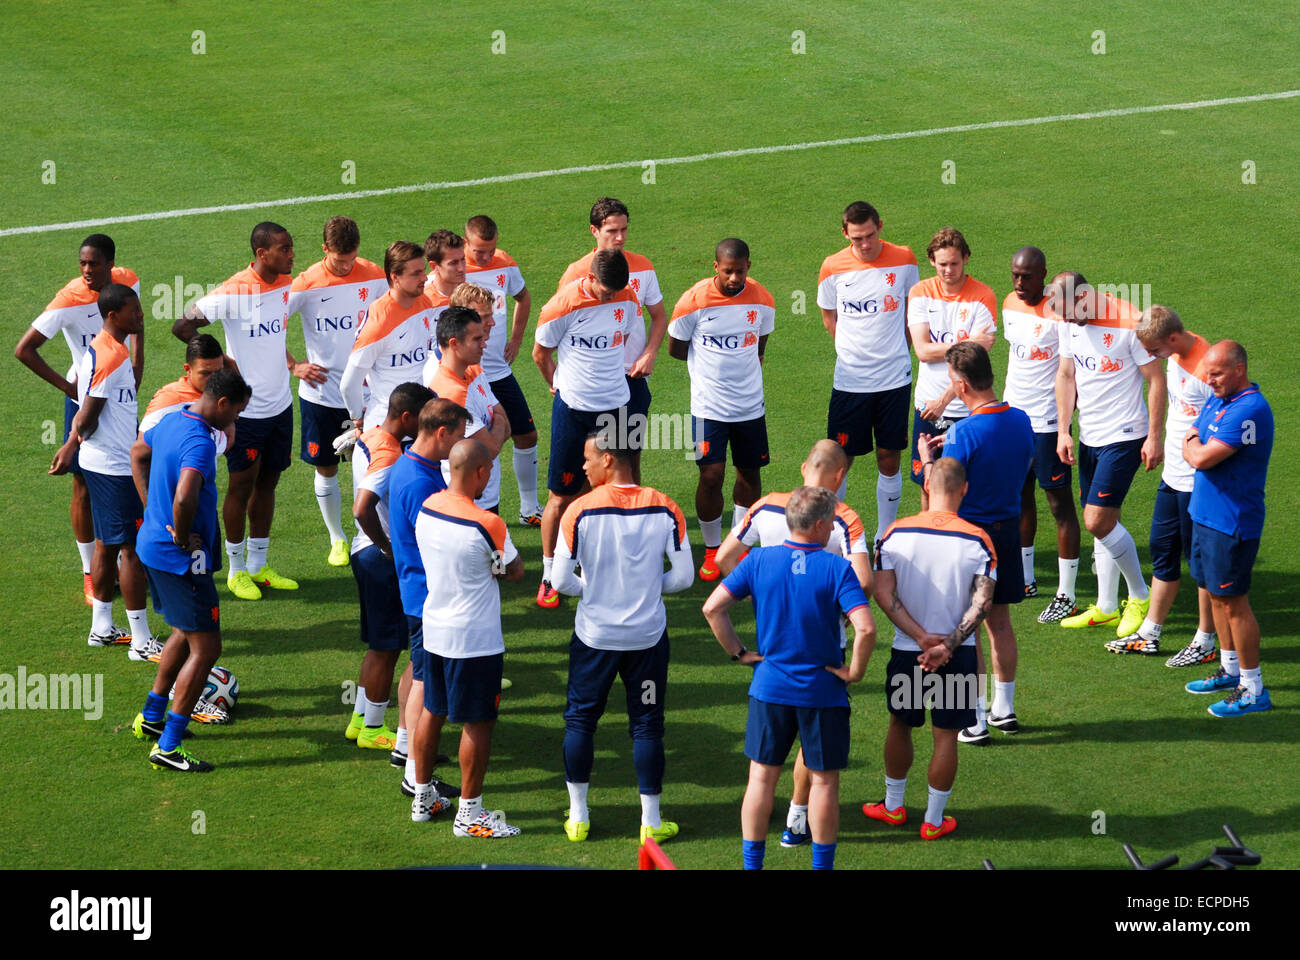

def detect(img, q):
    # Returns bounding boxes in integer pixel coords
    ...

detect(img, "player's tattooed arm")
[172,304,210,343]
[944,574,994,652]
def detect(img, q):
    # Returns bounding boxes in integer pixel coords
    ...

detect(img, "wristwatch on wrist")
[732,646,747,662]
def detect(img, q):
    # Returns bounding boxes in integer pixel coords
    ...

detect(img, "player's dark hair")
[927,226,971,260]
[185,333,224,364]
[590,197,629,228]
[323,216,360,253]
[205,368,252,404]
[251,221,289,254]
[436,305,482,349]
[388,382,435,419]
[842,201,881,228]
[586,428,635,467]
[424,229,464,265]
[384,240,425,283]
[419,397,471,436]
[592,249,629,290]
[465,215,497,241]
[96,282,138,319]
[715,237,750,262]
[80,234,115,261]
[945,341,994,391]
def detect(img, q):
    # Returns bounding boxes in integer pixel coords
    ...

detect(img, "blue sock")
[742,839,765,870]
[811,841,837,870]
[159,710,190,752]
[143,691,168,723]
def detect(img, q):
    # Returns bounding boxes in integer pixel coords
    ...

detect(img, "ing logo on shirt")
[882,294,899,313]
[742,331,757,347]
[1098,356,1124,373]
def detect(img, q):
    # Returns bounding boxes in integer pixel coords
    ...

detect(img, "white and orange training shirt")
[907,275,998,419]
[817,242,919,394]
[668,278,776,423]
[339,290,436,430]
[1002,292,1064,433]
[553,484,692,650]
[290,258,389,409]
[193,265,294,420]
[419,282,455,378]
[1058,295,1154,448]
[416,490,519,659]
[139,378,229,456]
[351,427,403,555]
[535,278,639,412]
[429,361,502,509]
[464,250,525,382]
[75,330,139,477]
[30,268,139,384]
[558,250,663,373]
[1162,333,1213,492]
[877,510,997,653]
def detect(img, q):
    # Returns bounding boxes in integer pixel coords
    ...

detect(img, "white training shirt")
[907,275,999,418]
[75,330,138,476]
[464,250,525,382]
[1162,334,1214,492]
[817,241,919,393]
[1002,292,1064,433]
[351,427,402,554]
[429,362,502,510]
[290,258,389,409]
[339,290,436,430]
[30,268,139,383]
[1058,296,1154,448]
[535,278,639,412]
[558,250,664,372]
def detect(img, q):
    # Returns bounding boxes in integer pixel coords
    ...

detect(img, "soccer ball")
[169,665,239,711]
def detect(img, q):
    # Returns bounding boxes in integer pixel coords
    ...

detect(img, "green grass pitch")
[1,1,1297,869]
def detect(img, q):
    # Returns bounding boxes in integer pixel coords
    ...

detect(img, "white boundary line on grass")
[3,88,1297,239]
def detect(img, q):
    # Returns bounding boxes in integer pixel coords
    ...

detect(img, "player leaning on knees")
[1181,341,1274,717]
[716,438,871,848]
[552,432,693,844]
[129,369,251,772]
[415,439,524,836]
[1109,305,1219,661]
[1051,272,1165,636]
[868,457,995,839]
[16,233,140,605]
[703,486,876,870]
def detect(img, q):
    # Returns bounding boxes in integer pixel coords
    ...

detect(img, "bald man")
[1181,341,1273,717]
[716,438,872,848]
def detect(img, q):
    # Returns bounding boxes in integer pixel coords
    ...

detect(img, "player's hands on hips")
[291,361,329,385]
[1057,432,1075,466]
[166,525,203,552]
[737,649,763,667]
[1141,434,1163,471]
[504,338,522,365]
[628,350,656,378]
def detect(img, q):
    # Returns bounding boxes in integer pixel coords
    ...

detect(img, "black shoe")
[131,712,194,740]
[390,748,407,768]
[401,773,460,798]
[957,726,991,745]
[148,744,213,772]
[988,713,1020,734]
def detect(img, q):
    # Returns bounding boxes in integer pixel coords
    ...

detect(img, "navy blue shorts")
[548,391,624,494]
[1149,481,1193,582]
[745,697,850,771]
[423,652,503,723]
[625,375,652,422]
[827,384,909,458]
[145,565,221,633]
[911,408,964,485]
[974,517,1023,604]
[692,415,770,469]
[1078,438,1143,508]
[1189,522,1259,597]
[407,614,427,683]
[82,469,142,545]
[564,630,668,740]
[226,403,293,474]
[488,373,536,438]
[885,646,978,730]
[351,544,408,651]
[63,395,83,477]
[299,397,349,467]
[1029,430,1072,490]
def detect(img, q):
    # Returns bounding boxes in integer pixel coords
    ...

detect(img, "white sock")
[513,446,539,514]
[458,795,483,822]
[640,792,662,828]
[247,537,269,574]
[364,697,388,727]
[314,472,346,542]
[126,608,151,645]
[542,555,554,583]
[786,801,808,828]
[1138,618,1163,642]
[77,540,95,575]
[1098,524,1149,600]
[1239,666,1263,696]
[1221,650,1240,677]
[225,539,246,574]
[1095,550,1120,614]
[1058,558,1079,602]
[404,753,416,784]
[355,689,371,718]
[835,476,847,502]
[884,775,907,810]
[566,781,590,823]
[1021,547,1035,585]
[924,784,952,828]
[876,471,902,542]
[1194,629,1217,650]
[731,504,748,533]
[395,726,409,754]
[412,783,432,820]
[91,599,114,634]
[973,695,988,733]
[699,516,723,550]
[992,680,1015,717]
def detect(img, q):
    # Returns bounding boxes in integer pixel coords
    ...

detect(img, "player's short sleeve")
[1057,326,1074,359]
[500,528,520,565]
[899,263,920,297]
[877,531,898,571]
[837,509,869,555]
[736,501,763,547]
[835,561,870,614]
[758,305,776,337]
[906,292,928,329]
[359,462,393,498]
[639,270,664,307]
[720,552,753,601]
[193,290,225,324]
[816,273,838,311]
[976,291,998,333]
[663,499,688,554]
[1127,330,1155,368]
[30,310,64,339]
[506,267,525,297]
[667,291,698,340]
[534,297,570,347]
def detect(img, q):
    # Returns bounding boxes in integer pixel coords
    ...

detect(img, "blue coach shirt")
[137,407,220,576]
[721,541,869,709]
[389,448,447,618]
[942,401,1034,524]
[1190,383,1272,540]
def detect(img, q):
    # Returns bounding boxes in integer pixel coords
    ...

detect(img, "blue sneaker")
[1208,686,1272,718]
[1185,666,1239,694]
[780,809,808,848]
